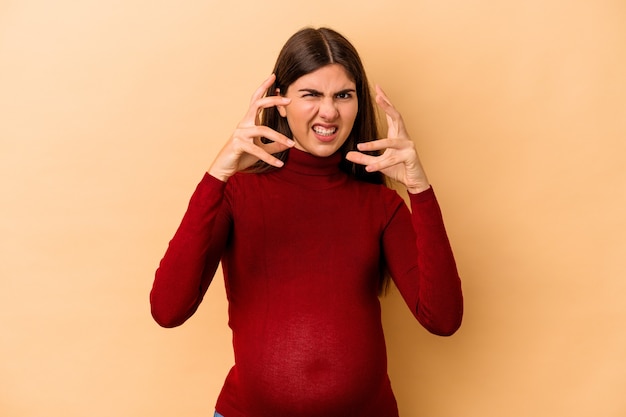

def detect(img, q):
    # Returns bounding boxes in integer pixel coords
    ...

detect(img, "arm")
[411,188,463,335]
[151,74,295,327]
[347,86,463,334]
[150,174,230,328]
[382,188,463,336]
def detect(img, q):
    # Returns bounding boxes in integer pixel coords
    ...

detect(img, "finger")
[256,95,291,111]
[258,139,292,156]
[242,95,291,126]
[356,138,398,152]
[250,74,276,105]
[241,74,285,125]
[247,125,295,148]
[239,140,286,168]
[375,85,394,109]
[375,85,407,135]
[361,155,403,173]
[345,150,378,167]
[375,95,400,122]
[347,147,410,172]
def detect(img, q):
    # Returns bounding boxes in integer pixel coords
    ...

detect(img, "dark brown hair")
[254,27,384,185]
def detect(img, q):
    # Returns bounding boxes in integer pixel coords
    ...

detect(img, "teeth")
[313,126,337,136]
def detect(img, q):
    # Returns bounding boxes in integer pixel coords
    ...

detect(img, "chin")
[297,145,340,158]
[313,147,340,157]
[295,137,348,158]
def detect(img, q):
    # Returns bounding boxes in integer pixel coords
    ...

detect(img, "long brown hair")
[253,27,384,186]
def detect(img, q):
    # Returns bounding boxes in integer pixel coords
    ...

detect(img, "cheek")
[287,103,318,125]
[342,104,359,126]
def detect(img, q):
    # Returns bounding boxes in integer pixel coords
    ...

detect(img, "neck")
[275,148,346,190]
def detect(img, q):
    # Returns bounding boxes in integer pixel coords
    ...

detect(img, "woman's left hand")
[346,85,430,194]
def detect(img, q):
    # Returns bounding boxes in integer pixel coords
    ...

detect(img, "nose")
[318,97,339,121]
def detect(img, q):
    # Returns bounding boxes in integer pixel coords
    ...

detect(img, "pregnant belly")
[231,309,389,416]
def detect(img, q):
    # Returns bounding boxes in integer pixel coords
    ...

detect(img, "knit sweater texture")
[150,148,463,417]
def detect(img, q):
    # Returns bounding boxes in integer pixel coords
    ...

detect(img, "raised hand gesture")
[346,86,430,194]
[208,74,295,182]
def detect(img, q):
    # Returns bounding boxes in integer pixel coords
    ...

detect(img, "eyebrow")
[297,88,356,95]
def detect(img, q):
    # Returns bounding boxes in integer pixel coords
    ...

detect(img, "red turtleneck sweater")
[151,149,463,417]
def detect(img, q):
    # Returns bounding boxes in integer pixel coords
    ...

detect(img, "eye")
[302,92,321,98]
[336,92,354,100]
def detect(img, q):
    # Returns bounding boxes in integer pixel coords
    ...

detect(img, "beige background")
[2,0,625,416]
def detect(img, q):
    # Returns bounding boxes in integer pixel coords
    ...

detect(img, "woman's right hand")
[208,74,295,182]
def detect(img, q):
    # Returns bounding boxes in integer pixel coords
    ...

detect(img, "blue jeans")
[214,412,224,417]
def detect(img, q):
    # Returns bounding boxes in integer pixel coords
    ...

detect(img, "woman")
[151,27,463,417]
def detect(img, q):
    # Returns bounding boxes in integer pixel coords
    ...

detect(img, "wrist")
[207,167,230,183]
[407,184,431,194]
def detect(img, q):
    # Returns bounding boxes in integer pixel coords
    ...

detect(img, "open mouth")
[312,125,338,137]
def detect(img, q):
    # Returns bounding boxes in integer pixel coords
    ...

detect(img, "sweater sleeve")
[150,173,231,328]
[382,187,463,336]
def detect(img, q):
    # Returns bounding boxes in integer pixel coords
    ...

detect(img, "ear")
[276,88,288,117]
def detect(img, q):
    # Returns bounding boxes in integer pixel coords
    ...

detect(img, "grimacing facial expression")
[278,64,358,157]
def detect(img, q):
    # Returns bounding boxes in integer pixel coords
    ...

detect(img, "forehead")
[290,64,356,91]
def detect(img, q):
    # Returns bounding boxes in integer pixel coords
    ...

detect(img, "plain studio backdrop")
[1,1,625,416]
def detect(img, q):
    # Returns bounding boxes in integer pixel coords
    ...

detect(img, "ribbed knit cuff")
[408,185,435,204]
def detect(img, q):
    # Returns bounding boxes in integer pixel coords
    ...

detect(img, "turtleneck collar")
[274,148,347,189]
